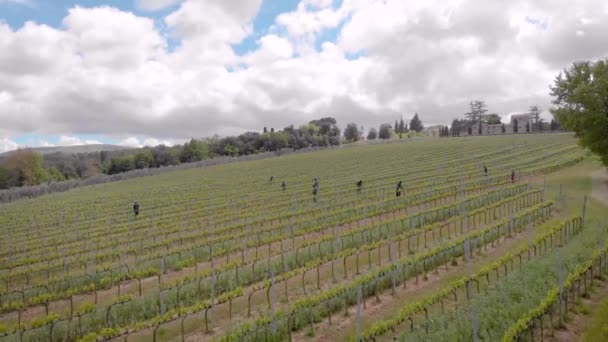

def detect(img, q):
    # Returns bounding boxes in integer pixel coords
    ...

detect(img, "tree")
[450,118,463,136]
[270,128,275,133]
[466,100,489,134]
[107,154,135,174]
[180,138,209,163]
[263,132,289,151]
[399,118,405,133]
[4,149,48,186]
[550,119,560,131]
[529,105,541,130]
[486,113,502,124]
[0,167,8,189]
[46,167,65,182]
[79,159,101,178]
[378,124,392,139]
[133,149,153,169]
[263,127,268,133]
[151,145,180,167]
[367,128,378,140]
[466,101,488,124]
[526,122,531,133]
[550,59,608,165]
[343,123,362,141]
[223,144,240,157]
[394,120,399,133]
[409,113,424,132]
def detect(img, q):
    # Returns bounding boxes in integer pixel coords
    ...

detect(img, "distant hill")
[0,144,130,156]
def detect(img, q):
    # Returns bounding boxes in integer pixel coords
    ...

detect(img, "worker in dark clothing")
[511,170,515,183]
[396,181,403,197]
[281,181,286,191]
[312,177,319,202]
[269,176,274,183]
[133,202,140,216]
[357,180,363,192]
[483,165,488,176]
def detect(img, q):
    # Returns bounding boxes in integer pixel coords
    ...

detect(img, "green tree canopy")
[343,123,362,141]
[107,154,135,175]
[486,113,502,124]
[4,149,48,186]
[133,149,154,169]
[46,167,65,182]
[367,127,377,140]
[180,138,209,163]
[378,123,392,139]
[466,100,488,124]
[409,113,424,132]
[0,167,8,189]
[550,59,608,166]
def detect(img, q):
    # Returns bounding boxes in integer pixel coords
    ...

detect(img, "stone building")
[510,114,532,133]
[424,125,443,137]
[487,124,504,135]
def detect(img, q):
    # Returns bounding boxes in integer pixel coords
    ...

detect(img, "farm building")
[510,113,533,133]
[424,125,443,137]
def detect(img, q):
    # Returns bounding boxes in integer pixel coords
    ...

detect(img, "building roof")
[511,113,532,120]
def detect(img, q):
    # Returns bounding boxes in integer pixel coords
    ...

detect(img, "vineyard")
[0,133,606,342]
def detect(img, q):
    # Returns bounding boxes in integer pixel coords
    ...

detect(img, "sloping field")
[1,133,606,342]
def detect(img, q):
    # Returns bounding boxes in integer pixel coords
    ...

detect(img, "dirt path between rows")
[289,217,550,342]
[590,169,608,207]
[543,168,608,341]
[546,278,608,342]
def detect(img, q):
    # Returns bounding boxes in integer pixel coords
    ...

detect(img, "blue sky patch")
[525,16,548,30]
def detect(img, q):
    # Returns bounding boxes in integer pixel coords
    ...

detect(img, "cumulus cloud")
[0,138,18,153]
[118,137,177,148]
[57,135,103,146]
[0,0,607,141]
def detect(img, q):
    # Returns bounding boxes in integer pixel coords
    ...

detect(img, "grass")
[584,296,608,341]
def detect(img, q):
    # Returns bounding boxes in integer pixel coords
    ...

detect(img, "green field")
[0,133,606,342]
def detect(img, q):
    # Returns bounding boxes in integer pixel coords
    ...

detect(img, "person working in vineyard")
[312,177,319,202]
[282,181,286,191]
[511,170,516,183]
[269,175,274,183]
[396,181,403,197]
[483,165,488,176]
[133,201,140,216]
[357,180,363,192]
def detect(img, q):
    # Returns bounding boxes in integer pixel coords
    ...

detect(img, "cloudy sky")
[0,0,607,152]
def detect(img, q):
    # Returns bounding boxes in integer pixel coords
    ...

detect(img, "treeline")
[0,114,430,190]
[448,101,562,136]
[0,117,342,189]
[345,114,425,142]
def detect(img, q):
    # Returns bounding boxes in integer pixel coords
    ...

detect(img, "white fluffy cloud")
[0,138,18,153]
[57,135,102,146]
[118,137,177,148]
[1,0,607,142]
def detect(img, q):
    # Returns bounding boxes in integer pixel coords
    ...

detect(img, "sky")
[1,0,607,153]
